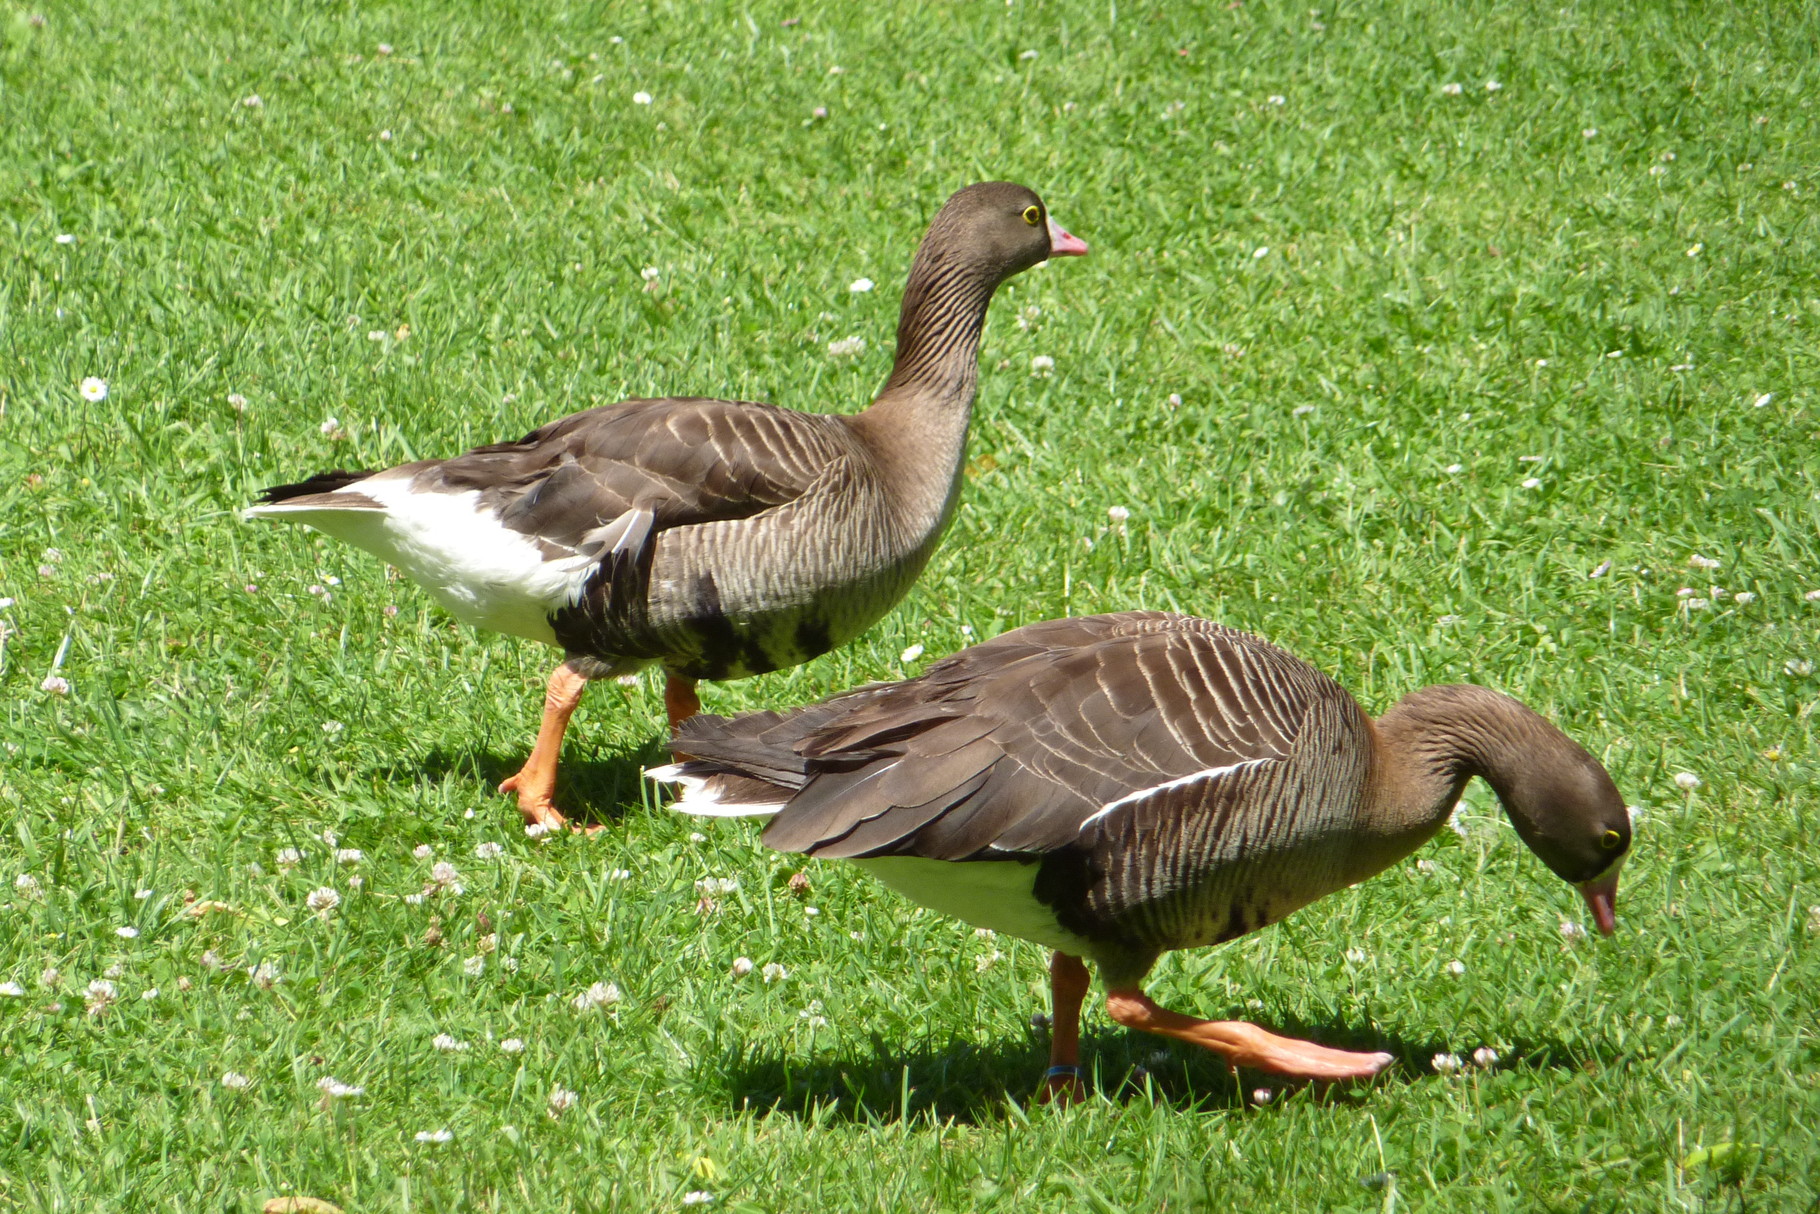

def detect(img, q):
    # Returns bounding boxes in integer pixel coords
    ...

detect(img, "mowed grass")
[3,0,1819,1208]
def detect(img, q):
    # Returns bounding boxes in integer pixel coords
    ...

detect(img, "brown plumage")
[245,183,1087,829]
[656,612,1633,1100]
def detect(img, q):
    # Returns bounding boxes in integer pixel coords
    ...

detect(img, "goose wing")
[759,613,1345,861]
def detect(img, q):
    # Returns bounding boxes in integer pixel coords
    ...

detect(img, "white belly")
[853,856,1098,956]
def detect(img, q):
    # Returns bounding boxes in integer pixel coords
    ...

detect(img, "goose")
[652,611,1632,1102]
[245,182,1087,830]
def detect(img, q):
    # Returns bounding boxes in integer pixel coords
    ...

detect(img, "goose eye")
[1022,204,1042,226]
[1601,829,1622,849]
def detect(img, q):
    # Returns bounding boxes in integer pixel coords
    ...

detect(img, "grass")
[3,0,1819,1208]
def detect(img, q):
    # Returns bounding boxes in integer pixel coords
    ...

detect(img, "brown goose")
[245,182,1086,830]
[653,612,1632,1101]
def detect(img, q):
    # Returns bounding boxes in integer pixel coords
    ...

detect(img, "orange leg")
[664,674,701,760]
[498,662,589,830]
[1037,952,1092,1106]
[1104,988,1393,1081]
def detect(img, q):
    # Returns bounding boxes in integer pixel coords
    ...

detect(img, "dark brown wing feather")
[402,397,854,552]
[715,613,1340,861]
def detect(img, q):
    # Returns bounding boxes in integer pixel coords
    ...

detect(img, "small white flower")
[414,1129,454,1143]
[1030,354,1054,375]
[431,861,461,887]
[1252,246,1269,259]
[1108,505,1130,524]
[1166,393,1183,408]
[500,1037,526,1054]
[1583,127,1599,138]
[134,888,153,901]
[1251,1088,1274,1105]
[474,841,504,860]
[1673,771,1700,791]
[688,832,707,843]
[1446,960,1465,976]
[317,1077,365,1099]
[572,981,622,1011]
[761,963,789,983]
[640,265,661,282]
[320,416,344,438]
[827,335,867,358]
[547,1085,578,1118]
[1806,590,1820,603]
[1753,392,1774,408]
[1559,919,1587,942]
[413,844,434,860]
[694,876,739,897]
[1440,82,1463,96]
[1266,93,1286,106]
[1688,554,1721,570]
[84,979,117,1015]
[1590,561,1611,579]
[13,874,41,900]
[1291,403,1315,417]
[432,1033,471,1053]
[1472,1047,1500,1068]
[1484,79,1501,92]
[682,1192,714,1205]
[1733,591,1756,604]
[307,887,340,913]
[320,720,344,736]
[1520,477,1542,489]
[0,982,23,997]
[1785,659,1813,676]
[116,925,139,939]
[199,951,224,972]
[1444,463,1463,474]
[39,675,71,696]
[141,987,159,1001]
[1019,48,1039,60]
[607,868,631,881]
[633,91,652,105]
[404,893,425,905]
[1415,859,1435,874]
[241,94,263,108]
[335,848,363,866]
[55,232,75,244]
[1684,598,1710,610]
[731,957,754,977]
[900,644,925,663]
[220,1071,253,1089]
[1432,1052,1463,1073]
[975,949,1004,973]
[525,821,554,839]
[79,377,109,403]
[1685,243,1703,258]
[247,961,281,989]
[848,277,874,293]
[1344,947,1367,963]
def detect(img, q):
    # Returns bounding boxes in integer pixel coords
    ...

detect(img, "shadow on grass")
[401,740,669,828]
[718,1020,1613,1125]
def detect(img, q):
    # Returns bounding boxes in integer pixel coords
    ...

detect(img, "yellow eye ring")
[1022,204,1042,226]
[1601,829,1622,849]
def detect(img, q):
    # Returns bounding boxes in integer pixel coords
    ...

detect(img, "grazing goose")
[245,182,1087,830]
[653,612,1632,1101]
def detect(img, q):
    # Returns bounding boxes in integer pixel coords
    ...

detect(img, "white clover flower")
[1431,1052,1463,1073]
[474,841,504,860]
[321,721,344,736]
[414,1129,453,1143]
[431,861,461,888]
[682,1192,714,1205]
[320,417,343,438]
[1472,1047,1500,1068]
[1252,246,1269,259]
[306,887,341,914]
[632,91,652,105]
[849,277,874,293]
[116,926,139,939]
[84,979,117,1016]
[1688,554,1721,570]
[15,874,42,900]
[0,981,24,997]
[525,822,554,839]
[241,94,263,108]
[39,675,71,696]
[1583,127,1599,138]
[1590,561,1611,579]
[1251,1088,1274,1105]
[1440,82,1463,96]
[1673,772,1700,791]
[334,848,363,866]
[761,962,788,983]
[200,951,224,972]
[688,832,707,843]
[432,1033,471,1053]
[1753,392,1774,408]
[1785,660,1813,677]
[731,957,754,977]
[1030,354,1055,375]
[1559,920,1587,942]
[547,1085,578,1118]
[80,377,109,403]
[1292,404,1315,417]
[1019,48,1039,60]
[607,868,631,881]
[500,1037,526,1054]
[1443,463,1463,474]
[1520,477,1542,489]
[462,954,485,977]
[55,233,75,244]
[1344,947,1367,963]
[900,644,924,663]
[1484,79,1501,92]
[1446,960,1465,976]
[694,876,738,897]
[975,949,1004,973]
[247,961,280,989]
[141,987,159,1001]
[640,266,661,282]
[134,888,153,901]
[220,1071,252,1089]
[572,981,622,1011]
[317,1077,365,1099]
[827,336,867,358]
[412,844,434,859]
[1108,505,1130,523]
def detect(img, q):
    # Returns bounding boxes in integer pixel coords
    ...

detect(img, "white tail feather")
[646,764,786,818]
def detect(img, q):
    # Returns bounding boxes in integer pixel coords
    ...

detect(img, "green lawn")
[3,0,1818,1208]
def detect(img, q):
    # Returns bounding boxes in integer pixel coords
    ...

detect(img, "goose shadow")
[395,740,671,827]
[713,1021,1616,1125]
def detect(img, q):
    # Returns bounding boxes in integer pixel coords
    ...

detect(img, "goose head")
[1487,736,1632,936]
[916,182,1088,285]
